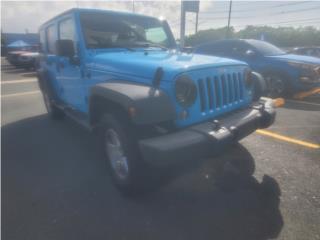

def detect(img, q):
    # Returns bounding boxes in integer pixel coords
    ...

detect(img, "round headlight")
[175,75,197,107]
[244,68,253,88]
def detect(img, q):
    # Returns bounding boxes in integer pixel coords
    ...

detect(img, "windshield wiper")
[134,41,168,51]
[108,43,135,52]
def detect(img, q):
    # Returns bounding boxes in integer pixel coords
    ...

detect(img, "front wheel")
[266,74,286,98]
[100,114,148,195]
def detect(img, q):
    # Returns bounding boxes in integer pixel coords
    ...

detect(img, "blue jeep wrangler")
[37,8,276,193]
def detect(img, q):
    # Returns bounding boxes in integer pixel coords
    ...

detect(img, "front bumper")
[139,98,276,166]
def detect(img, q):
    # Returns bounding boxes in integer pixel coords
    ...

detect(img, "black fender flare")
[89,82,176,125]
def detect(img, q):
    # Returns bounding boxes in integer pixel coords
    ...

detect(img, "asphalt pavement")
[2,58,320,240]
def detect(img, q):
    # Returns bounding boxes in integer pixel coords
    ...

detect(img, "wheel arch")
[89,82,176,128]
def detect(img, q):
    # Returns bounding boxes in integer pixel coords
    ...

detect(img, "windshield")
[80,12,175,50]
[246,40,286,56]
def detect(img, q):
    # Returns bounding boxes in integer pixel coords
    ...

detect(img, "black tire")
[265,73,287,98]
[99,113,148,195]
[42,90,64,120]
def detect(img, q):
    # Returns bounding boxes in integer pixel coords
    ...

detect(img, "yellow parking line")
[1,79,37,84]
[1,90,41,98]
[293,87,320,100]
[256,129,320,149]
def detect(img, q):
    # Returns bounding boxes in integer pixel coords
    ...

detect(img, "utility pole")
[180,1,186,48]
[132,0,135,13]
[195,11,199,33]
[226,0,232,39]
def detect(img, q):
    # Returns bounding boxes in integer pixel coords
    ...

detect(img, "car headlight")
[287,61,317,71]
[175,75,197,107]
[288,62,320,83]
[244,68,253,89]
[288,62,318,83]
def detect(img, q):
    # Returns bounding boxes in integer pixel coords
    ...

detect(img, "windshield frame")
[79,12,177,51]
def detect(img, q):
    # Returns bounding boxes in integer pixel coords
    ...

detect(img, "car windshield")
[80,12,174,50]
[246,40,286,56]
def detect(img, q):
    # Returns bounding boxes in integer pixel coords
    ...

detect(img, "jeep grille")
[197,72,244,113]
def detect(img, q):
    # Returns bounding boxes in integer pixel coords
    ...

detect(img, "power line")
[233,18,320,28]
[198,5,320,23]
[270,1,313,8]
[271,6,320,15]
[200,1,318,15]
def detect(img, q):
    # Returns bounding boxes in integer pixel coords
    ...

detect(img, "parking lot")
[1,57,320,240]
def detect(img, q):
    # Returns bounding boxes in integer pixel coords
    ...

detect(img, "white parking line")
[286,99,320,107]
[1,79,37,84]
[1,90,41,98]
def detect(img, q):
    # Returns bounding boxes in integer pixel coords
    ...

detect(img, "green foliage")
[185,26,320,47]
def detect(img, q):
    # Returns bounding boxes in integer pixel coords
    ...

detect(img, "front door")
[57,16,86,112]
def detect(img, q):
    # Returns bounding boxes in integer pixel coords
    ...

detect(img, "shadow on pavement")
[2,114,283,240]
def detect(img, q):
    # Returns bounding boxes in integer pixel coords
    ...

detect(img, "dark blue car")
[195,39,320,97]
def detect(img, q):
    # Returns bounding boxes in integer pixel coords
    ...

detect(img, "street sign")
[183,1,200,13]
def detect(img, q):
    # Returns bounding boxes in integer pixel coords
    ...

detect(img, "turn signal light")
[272,98,285,108]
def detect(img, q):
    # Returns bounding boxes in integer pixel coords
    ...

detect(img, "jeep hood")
[266,54,320,65]
[91,50,246,81]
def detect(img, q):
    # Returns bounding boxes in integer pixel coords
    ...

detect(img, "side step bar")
[54,102,92,131]
[64,108,92,131]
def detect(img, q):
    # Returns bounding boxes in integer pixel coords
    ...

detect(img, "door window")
[46,25,57,54]
[231,42,250,58]
[39,29,46,53]
[59,18,76,52]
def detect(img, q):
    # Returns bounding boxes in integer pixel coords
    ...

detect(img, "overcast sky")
[2,1,320,38]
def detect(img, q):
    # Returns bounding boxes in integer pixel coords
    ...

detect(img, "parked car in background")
[6,50,39,70]
[195,39,320,97]
[17,51,40,70]
[289,47,320,58]
[37,8,276,194]
[6,50,28,66]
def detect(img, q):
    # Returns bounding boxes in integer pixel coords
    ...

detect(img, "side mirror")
[56,39,75,58]
[245,49,256,57]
